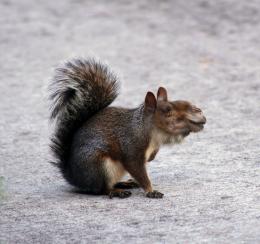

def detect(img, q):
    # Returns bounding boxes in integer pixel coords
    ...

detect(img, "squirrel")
[49,58,206,199]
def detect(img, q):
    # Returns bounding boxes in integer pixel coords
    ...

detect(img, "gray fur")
[48,58,118,190]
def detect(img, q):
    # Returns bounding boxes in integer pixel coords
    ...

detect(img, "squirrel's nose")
[201,115,206,124]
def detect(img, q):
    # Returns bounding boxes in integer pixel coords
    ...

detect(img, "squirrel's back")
[49,58,119,184]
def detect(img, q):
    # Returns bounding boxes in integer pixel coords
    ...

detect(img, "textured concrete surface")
[0,0,260,243]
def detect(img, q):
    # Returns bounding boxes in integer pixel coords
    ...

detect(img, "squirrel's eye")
[163,106,171,113]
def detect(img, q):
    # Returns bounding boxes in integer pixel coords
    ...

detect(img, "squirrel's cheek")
[167,123,176,133]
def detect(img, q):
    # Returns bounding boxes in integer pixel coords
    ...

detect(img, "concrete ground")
[0,0,259,243]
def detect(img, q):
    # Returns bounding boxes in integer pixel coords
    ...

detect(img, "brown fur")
[50,58,206,198]
[123,87,207,197]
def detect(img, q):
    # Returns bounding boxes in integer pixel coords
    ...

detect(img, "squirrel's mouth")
[189,120,205,132]
[185,112,206,133]
[182,129,191,137]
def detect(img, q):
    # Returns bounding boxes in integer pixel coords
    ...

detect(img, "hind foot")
[114,179,140,189]
[108,188,132,199]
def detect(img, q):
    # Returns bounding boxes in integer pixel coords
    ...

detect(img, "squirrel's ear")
[145,92,157,113]
[157,87,168,101]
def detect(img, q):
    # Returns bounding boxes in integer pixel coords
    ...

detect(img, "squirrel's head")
[144,87,206,138]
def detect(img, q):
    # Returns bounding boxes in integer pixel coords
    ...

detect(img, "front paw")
[146,190,164,198]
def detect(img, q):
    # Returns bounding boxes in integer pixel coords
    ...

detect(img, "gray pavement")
[0,0,260,243]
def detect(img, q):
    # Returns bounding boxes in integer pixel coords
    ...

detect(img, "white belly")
[104,158,126,189]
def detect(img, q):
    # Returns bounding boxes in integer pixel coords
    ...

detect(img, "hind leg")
[69,147,109,194]
[102,158,133,198]
[108,179,139,198]
[114,179,140,189]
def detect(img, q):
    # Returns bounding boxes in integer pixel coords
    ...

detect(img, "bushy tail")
[49,58,118,181]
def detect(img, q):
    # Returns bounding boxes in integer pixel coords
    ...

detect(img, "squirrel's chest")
[145,129,165,162]
[145,143,159,162]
